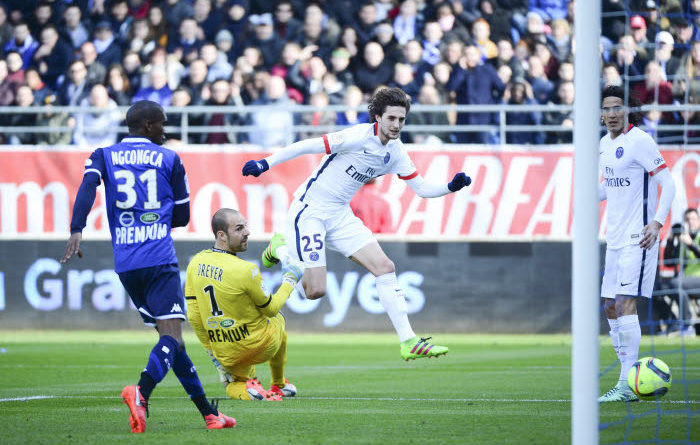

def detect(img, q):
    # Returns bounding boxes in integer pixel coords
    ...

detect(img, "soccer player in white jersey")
[242,88,471,360]
[597,85,676,402]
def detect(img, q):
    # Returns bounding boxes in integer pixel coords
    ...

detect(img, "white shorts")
[601,243,659,299]
[285,200,375,267]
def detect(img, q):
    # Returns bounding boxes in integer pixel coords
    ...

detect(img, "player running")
[185,208,301,401]
[242,87,471,360]
[597,85,676,402]
[61,100,235,431]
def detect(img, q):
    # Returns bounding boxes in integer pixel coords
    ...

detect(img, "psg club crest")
[616,146,624,159]
[309,252,319,261]
[383,152,390,164]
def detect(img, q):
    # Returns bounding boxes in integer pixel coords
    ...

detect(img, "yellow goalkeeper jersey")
[184,248,294,355]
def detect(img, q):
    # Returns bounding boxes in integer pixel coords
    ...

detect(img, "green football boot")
[262,233,286,268]
[400,336,449,361]
[598,381,639,402]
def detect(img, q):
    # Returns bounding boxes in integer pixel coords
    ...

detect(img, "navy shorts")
[118,263,186,327]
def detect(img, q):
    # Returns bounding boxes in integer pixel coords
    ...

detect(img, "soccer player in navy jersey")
[60,100,235,432]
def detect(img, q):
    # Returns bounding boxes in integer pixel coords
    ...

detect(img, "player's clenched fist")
[447,173,471,192]
[242,159,269,177]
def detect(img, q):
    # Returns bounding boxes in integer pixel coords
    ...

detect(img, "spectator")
[0,60,15,106]
[201,42,233,82]
[522,10,548,48]
[374,21,402,65]
[271,42,309,103]
[73,84,121,147]
[612,34,647,85]
[304,2,341,45]
[547,18,571,61]
[654,31,680,82]
[94,20,123,68]
[407,84,451,143]
[449,44,505,143]
[542,80,574,143]
[494,38,525,80]
[127,18,157,58]
[247,13,284,69]
[31,25,72,89]
[402,39,431,83]
[497,64,513,85]
[201,79,240,144]
[299,91,336,139]
[339,26,360,58]
[327,0,361,28]
[673,40,700,104]
[143,46,186,92]
[354,41,393,93]
[25,67,52,105]
[526,55,554,103]
[443,39,464,70]
[148,5,169,48]
[434,2,470,43]
[36,93,72,145]
[223,0,247,59]
[602,0,626,42]
[602,62,622,88]
[421,21,444,66]
[534,41,559,81]
[215,29,236,63]
[477,0,512,42]
[504,79,542,144]
[29,2,55,37]
[528,0,568,22]
[353,2,378,47]
[349,179,392,233]
[336,84,369,125]
[247,75,295,147]
[0,5,11,51]
[633,61,673,106]
[57,60,90,105]
[241,69,269,104]
[122,51,143,93]
[170,17,205,64]
[321,72,345,104]
[274,0,302,42]
[106,64,132,106]
[168,86,193,138]
[4,21,39,70]
[629,14,649,48]
[80,42,108,89]
[472,18,498,60]
[61,5,90,50]
[5,51,25,93]
[193,0,222,42]
[306,56,328,97]
[389,62,420,101]
[5,85,37,145]
[430,61,453,103]
[108,0,133,45]
[297,15,334,63]
[132,66,173,106]
[393,0,420,45]
[374,0,394,22]
[164,0,194,32]
[329,47,355,87]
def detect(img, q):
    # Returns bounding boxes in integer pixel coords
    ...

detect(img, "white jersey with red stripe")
[292,122,417,208]
[599,124,668,249]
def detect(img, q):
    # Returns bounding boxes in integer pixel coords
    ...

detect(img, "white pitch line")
[0,395,696,405]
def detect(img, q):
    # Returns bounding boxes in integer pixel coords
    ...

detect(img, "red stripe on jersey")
[623,123,634,134]
[649,164,667,176]
[398,171,418,180]
[374,122,378,136]
[322,134,331,154]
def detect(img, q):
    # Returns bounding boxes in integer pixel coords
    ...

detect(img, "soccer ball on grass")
[627,356,672,399]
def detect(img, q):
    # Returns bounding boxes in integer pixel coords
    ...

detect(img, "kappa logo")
[171,303,183,313]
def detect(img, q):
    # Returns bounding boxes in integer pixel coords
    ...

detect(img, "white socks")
[375,272,416,342]
[616,314,641,383]
[607,318,620,357]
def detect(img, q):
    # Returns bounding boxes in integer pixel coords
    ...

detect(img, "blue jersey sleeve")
[84,147,106,181]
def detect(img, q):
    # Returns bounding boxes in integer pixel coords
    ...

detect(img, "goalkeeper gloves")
[447,173,471,192]
[242,159,269,177]
[281,259,303,285]
[206,349,232,384]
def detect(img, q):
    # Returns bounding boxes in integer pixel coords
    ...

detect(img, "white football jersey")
[293,123,417,208]
[599,125,667,249]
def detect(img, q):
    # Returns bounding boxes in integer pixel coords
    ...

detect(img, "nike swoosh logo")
[364,150,371,154]
[620,282,633,286]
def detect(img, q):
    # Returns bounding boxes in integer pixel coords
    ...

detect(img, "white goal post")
[572,0,602,444]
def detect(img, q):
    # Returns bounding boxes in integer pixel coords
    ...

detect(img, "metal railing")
[1,103,699,146]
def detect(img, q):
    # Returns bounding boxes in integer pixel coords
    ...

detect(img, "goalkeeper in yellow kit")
[185,208,302,401]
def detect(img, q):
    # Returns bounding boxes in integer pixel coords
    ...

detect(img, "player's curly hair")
[601,85,643,126]
[368,87,411,123]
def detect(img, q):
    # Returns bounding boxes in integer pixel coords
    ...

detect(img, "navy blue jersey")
[84,137,189,273]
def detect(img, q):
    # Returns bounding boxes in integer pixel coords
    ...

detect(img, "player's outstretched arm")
[61,172,101,263]
[405,173,472,198]
[242,137,326,177]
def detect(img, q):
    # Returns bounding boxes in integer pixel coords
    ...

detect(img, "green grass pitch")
[0,331,697,444]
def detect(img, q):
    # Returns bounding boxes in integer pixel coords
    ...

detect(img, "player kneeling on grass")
[186,208,300,401]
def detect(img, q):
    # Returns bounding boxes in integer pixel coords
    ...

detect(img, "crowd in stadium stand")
[0,0,697,145]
